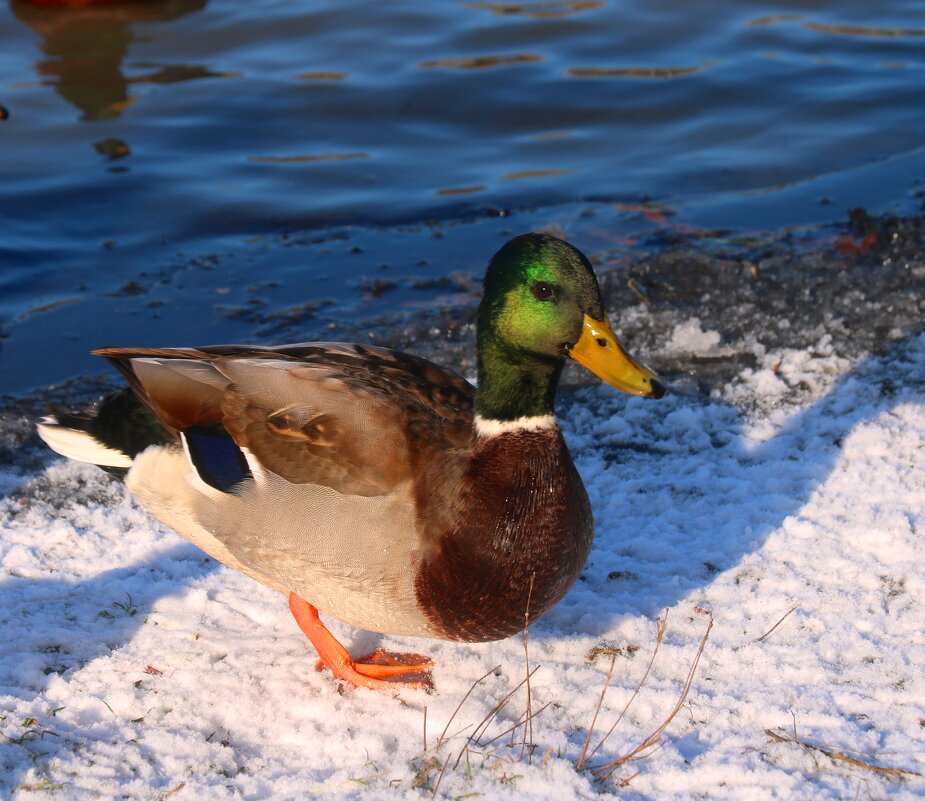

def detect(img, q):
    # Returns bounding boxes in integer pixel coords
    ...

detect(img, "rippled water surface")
[2,0,924,391]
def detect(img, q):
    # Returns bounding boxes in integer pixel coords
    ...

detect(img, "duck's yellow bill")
[569,315,666,399]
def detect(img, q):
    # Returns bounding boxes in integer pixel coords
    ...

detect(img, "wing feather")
[94,343,475,497]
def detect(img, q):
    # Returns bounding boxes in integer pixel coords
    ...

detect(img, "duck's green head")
[476,233,664,419]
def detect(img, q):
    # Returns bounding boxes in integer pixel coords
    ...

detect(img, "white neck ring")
[474,414,557,437]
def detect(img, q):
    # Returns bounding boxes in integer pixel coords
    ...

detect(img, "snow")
[663,318,728,359]
[1,327,923,800]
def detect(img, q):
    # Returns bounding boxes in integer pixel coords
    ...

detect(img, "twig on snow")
[764,729,921,779]
[754,605,799,643]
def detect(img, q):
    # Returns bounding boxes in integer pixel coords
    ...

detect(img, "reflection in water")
[567,64,708,79]
[250,153,369,164]
[296,71,349,81]
[436,184,487,196]
[132,64,239,85]
[803,22,925,38]
[418,53,543,70]
[531,130,572,141]
[503,168,575,179]
[465,1,602,19]
[93,137,130,159]
[746,14,803,27]
[10,0,207,121]
[748,15,925,38]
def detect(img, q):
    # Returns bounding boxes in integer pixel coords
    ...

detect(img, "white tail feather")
[36,416,134,469]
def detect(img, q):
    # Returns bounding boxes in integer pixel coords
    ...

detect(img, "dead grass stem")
[578,610,670,770]
[435,665,499,750]
[765,728,921,779]
[414,606,713,796]
[754,605,798,643]
[580,609,713,783]
[520,573,536,761]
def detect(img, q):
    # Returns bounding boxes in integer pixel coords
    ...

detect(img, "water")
[2,0,924,393]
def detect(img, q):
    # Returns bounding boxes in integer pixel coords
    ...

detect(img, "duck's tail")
[37,416,134,469]
[36,388,171,474]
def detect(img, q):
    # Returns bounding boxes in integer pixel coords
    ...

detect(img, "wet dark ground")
[3,206,924,471]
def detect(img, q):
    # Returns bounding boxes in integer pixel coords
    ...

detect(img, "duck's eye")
[532,282,555,301]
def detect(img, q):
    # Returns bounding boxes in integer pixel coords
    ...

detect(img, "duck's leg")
[288,592,433,690]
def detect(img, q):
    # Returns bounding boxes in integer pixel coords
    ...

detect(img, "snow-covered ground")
[1,322,923,800]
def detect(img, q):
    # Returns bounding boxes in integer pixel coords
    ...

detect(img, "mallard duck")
[37,233,665,690]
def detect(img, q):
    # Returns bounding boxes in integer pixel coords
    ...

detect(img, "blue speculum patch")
[184,426,252,493]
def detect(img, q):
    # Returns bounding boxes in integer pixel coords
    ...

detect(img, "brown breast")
[413,428,593,642]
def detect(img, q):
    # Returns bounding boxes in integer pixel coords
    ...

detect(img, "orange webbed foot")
[289,592,433,691]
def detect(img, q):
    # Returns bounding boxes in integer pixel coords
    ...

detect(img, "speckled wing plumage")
[95,342,475,496]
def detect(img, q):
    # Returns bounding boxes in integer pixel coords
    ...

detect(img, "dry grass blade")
[754,605,798,643]
[430,753,452,799]
[575,652,617,770]
[765,729,921,778]
[507,705,533,748]
[436,665,500,750]
[521,572,536,761]
[593,613,713,782]
[618,769,641,787]
[581,610,670,768]
[464,666,539,755]
[480,702,552,748]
